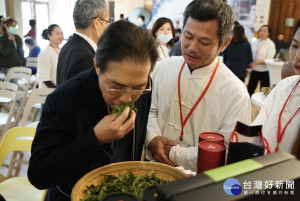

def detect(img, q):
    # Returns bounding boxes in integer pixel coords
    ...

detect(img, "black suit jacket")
[56,33,95,86]
[28,67,152,201]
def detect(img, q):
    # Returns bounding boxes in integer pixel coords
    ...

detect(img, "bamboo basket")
[71,161,188,201]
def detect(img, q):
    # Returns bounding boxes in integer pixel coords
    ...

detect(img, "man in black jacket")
[28,20,158,201]
[56,0,108,86]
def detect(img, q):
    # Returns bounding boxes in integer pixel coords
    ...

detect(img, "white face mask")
[157,33,173,44]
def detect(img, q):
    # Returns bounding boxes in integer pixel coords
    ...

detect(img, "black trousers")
[247,70,270,96]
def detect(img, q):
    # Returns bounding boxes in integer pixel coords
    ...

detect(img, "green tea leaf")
[81,170,168,201]
[110,101,138,118]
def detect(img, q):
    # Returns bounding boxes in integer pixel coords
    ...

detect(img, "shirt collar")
[183,57,219,78]
[75,32,97,51]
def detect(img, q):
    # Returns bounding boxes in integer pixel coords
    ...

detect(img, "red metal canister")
[197,141,226,173]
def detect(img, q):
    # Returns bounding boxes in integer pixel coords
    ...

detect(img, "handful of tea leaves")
[110,101,137,118]
[81,170,168,201]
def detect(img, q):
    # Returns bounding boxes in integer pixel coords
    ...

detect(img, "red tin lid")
[198,141,226,161]
[199,132,224,143]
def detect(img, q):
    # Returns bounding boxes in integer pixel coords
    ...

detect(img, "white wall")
[115,0,144,22]
[13,0,23,37]
[0,0,6,17]
[48,0,75,39]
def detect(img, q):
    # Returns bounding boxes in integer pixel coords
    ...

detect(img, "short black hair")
[95,20,158,73]
[183,0,234,47]
[25,37,35,46]
[29,19,36,27]
[139,15,145,21]
[234,21,240,26]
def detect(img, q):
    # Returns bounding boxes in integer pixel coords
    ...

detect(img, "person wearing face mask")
[56,0,109,86]
[0,17,25,74]
[151,17,176,62]
[252,19,300,155]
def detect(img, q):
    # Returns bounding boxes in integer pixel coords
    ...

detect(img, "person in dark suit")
[56,0,109,86]
[28,20,158,201]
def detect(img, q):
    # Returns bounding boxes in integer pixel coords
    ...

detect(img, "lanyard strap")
[255,39,265,58]
[50,43,59,54]
[178,59,219,140]
[276,79,300,151]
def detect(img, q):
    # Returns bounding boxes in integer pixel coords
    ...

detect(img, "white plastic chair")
[4,66,32,84]
[25,57,38,68]
[19,88,54,126]
[0,82,18,139]
[4,67,33,126]
[26,58,38,90]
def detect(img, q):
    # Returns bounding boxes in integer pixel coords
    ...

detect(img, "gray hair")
[73,0,107,29]
[183,0,234,47]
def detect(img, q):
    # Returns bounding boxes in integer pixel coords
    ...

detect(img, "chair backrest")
[26,57,38,68]
[0,82,18,101]
[0,127,36,167]
[20,88,54,126]
[0,82,18,137]
[4,67,32,82]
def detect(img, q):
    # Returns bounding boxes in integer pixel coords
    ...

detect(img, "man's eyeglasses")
[91,17,111,25]
[102,76,151,96]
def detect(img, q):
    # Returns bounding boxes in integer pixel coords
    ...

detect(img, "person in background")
[0,17,25,74]
[24,19,36,41]
[170,39,182,56]
[56,0,108,86]
[145,0,251,171]
[174,20,181,43]
[247,25,276,96]
[253,19,300,155]
[233,20,240,28]
[138,15,146,29]
[28,20,158,201]
[120,13,125,21]
[37,24,64,88]
[223,24,253,82]
[151,17,175,62]
[25,37,41,74]
[275,33,284,54]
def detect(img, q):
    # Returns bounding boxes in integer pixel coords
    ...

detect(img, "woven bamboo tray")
[71,161,188,201]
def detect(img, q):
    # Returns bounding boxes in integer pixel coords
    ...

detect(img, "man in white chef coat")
[146,0,251,171]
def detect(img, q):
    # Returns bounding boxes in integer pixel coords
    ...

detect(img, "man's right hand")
[93,106,136,144]
[147,136,177,166]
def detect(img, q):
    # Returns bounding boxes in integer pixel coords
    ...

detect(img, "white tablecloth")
[251,92,266,109]
[264,59,284,86]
